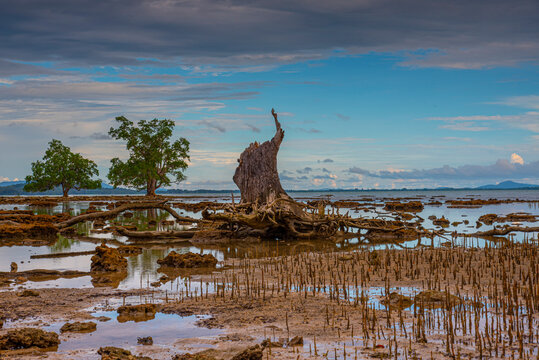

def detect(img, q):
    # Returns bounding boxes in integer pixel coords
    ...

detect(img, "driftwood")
[463,226,539,237]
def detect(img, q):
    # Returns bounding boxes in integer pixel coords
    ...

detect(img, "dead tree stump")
[233,109,292,205]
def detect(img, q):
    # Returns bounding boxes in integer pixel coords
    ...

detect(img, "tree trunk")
[62,186,69,198]
[146,178,157,197]
[233,109,291,204]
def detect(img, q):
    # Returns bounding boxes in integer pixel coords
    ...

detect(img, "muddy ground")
[0,195,538,359]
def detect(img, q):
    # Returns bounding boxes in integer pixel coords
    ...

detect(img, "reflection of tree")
[50,235,80,251]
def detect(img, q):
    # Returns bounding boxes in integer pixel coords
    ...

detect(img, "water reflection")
[1,194,538,291]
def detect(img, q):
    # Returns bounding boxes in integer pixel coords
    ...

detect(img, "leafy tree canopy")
[24,139,101,197]
[107,116,190,196]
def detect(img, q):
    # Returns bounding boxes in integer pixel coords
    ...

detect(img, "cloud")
[318,158,334,163]
[439,123,490,132]
[430,111,539,133]
[1,0,537,70]
[336,113,350,121]
[245,124,261,133]
[296,167,313,174]
[348,158,539,180]
[199,119,226,133]
[294,127,321,134]
[0,177,20,182]
[510,153,524,165]
[70,132,111,140]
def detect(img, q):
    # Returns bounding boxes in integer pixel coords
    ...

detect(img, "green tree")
[24,139,101,197]
[107,116,190,196]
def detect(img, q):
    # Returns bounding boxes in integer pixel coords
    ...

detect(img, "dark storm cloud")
[347,159,539,180]
[0,0,537,68]
[0,60,57,76]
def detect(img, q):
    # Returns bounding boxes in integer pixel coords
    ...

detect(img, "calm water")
[1,189,538,290]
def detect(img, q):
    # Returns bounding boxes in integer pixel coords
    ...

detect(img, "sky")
[0,0,538,190]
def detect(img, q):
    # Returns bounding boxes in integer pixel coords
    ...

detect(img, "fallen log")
[30,250,96,259]
[115,227,196,239]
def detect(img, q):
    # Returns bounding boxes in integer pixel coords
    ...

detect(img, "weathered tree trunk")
[62,186,69,198]
[233,109,291,205]
[146,178,157,197]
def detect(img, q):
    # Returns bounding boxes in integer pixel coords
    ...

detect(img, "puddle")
[46,311,222,353]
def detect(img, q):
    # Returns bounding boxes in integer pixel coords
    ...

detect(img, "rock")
[231,345,263,360]
[117,304,157,323]
[288,336,303,346]
[384,201,424,212]
[10,262,17,272]
[381,292,413,309]
[98,346,152,360]
[117,245,143,256]
[60,321,97,333]
[91,272,127,288]
[157,251,218,268]
[414,290,462,307]
[90,244,127,273]
[137,336,153,345]
[18,289,39,297]
[173,352,216,360]
[261,338,283,348]
[432,216,450,227]
[0,328,60,350]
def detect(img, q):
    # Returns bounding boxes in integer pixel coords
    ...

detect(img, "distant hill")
[476,181,539,190]
[0,182,140,195]
[0,180,25,187]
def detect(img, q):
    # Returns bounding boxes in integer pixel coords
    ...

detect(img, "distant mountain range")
[0,179,537,195]
[475,180,539,190]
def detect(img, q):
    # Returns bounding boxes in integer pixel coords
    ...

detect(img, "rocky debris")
[231,345,263,360]
[381,292,413,309]
[479,212,536,225]
[90,244,127,273]
[91,272,127,288]
[157,251,218,268]
[365,228,418,242]
[137,336,153,345]
[218,334,255,342]
[27,200,59,207]
[93,220,107,228]
[97,346,151,360]
[0,269,89,283]
[384,201,424,212]
[117,245,143,256]
[287,336,303,346]
[117,304,157,323]
[18,289,39,297]
[0,328,59,350]
[479,214,498,225]
[0,223,58,240]
[173,352,216,360]
[60,321,97,333]
[261,338,283,348]
[414,290,462,307]
[432,216,450,227]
